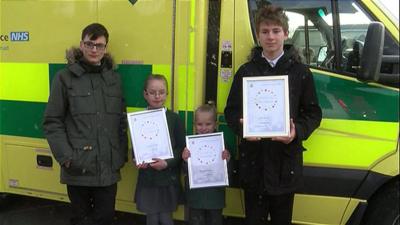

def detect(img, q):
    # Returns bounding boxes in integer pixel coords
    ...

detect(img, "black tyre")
[0,193,10,209]
[362,178,400,225]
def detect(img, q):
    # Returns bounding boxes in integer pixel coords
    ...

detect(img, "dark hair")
[255,5,289,33]
[143,74,168,92]
[81,23,109,43]
[195,101,217,122]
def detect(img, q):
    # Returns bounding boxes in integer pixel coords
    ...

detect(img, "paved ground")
[0,195,244,225]
[0,194,175,225]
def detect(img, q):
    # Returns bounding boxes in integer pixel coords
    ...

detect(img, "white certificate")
[127,108,173,165]
[243,75,290,138]
[186,132,229,189]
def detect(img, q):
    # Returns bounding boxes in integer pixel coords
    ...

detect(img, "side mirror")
[357,22,384,82]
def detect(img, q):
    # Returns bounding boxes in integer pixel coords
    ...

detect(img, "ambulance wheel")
[362,178,399,225]
[0,193,10,207]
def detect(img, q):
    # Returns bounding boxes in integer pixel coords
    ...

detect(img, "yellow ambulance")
[1,1,398,224]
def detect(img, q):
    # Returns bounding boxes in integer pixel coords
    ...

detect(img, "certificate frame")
[186,132,229,189]
[243,75,290,138]
[127,108,173,165]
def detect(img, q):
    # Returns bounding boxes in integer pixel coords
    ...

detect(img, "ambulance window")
[381,31,400,86]
[336,0,371,74]
[285,12,328,66]
[248,0,398,86]
[337,0,399,87]
[248,0,335,69]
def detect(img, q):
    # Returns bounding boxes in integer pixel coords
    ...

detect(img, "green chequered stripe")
[49,64,66,88]
[0,100,46,138]
[218,121,238,159]
[0,98,198,141]
[0,64,155,139]
[0,63,49,103]
[179,110,194,135]
[118,64,152,108]
[313,73,399,122]
[49,64,152,108]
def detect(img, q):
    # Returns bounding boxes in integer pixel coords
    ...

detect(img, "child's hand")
[150,158,168,171]
[222,149,230,161]
[182,147,191,162]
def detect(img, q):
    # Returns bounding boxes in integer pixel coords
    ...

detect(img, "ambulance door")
[210,0,253,219]
[98,1,176,210]
[99,0,208,218]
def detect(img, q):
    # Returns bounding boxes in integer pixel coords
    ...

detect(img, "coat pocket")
[67,138,97,176]
[68,89,96,115]
[238,141,263,191]
[104,88,122,114]
[279,144,303,188]
[282,141,305,157]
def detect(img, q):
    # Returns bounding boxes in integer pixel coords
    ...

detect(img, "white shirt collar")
[147,106,166,111]
[262,51,284,68]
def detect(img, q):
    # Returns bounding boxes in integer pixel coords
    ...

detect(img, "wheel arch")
[346,174,399,225]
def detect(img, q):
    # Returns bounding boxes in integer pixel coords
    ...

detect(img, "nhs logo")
[10,32,29,41]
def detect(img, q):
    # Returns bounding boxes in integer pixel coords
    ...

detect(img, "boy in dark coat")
[224,5,322,225]
[43,23,128,225]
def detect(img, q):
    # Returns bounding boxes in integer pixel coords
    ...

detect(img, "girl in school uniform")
[182,103,230,225]
[134,74,185,225]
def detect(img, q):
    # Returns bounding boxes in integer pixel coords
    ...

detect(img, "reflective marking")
[0,63,49,102]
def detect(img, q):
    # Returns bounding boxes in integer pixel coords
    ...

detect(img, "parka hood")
[65,47,115,70]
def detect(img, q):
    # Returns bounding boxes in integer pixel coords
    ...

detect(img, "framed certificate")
[243,75,290,138]
[127,108,173,165]
[186,132,229,189]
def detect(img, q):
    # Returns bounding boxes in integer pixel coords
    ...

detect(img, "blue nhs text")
[10,32,29,41]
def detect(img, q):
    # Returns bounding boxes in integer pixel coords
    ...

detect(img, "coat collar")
[250,44,302,67]
[65,47,115,78]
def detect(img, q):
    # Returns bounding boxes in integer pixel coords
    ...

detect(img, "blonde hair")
[195,101,217,122]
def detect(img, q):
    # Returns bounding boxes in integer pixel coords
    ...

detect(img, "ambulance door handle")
[221,50,232,68]
[37,155,53,168]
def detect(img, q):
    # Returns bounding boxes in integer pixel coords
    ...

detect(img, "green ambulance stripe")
[50,64,176,110]
[1,63,49,103]
[0,63,192,136]
[49,64,153,108]
[217,71,399,162]
[313,72,399,122]
[0,64,398,168]
[0,100,46,138]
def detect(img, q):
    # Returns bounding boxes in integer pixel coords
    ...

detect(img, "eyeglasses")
[146,90,167,97]
[83,41,107,51]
